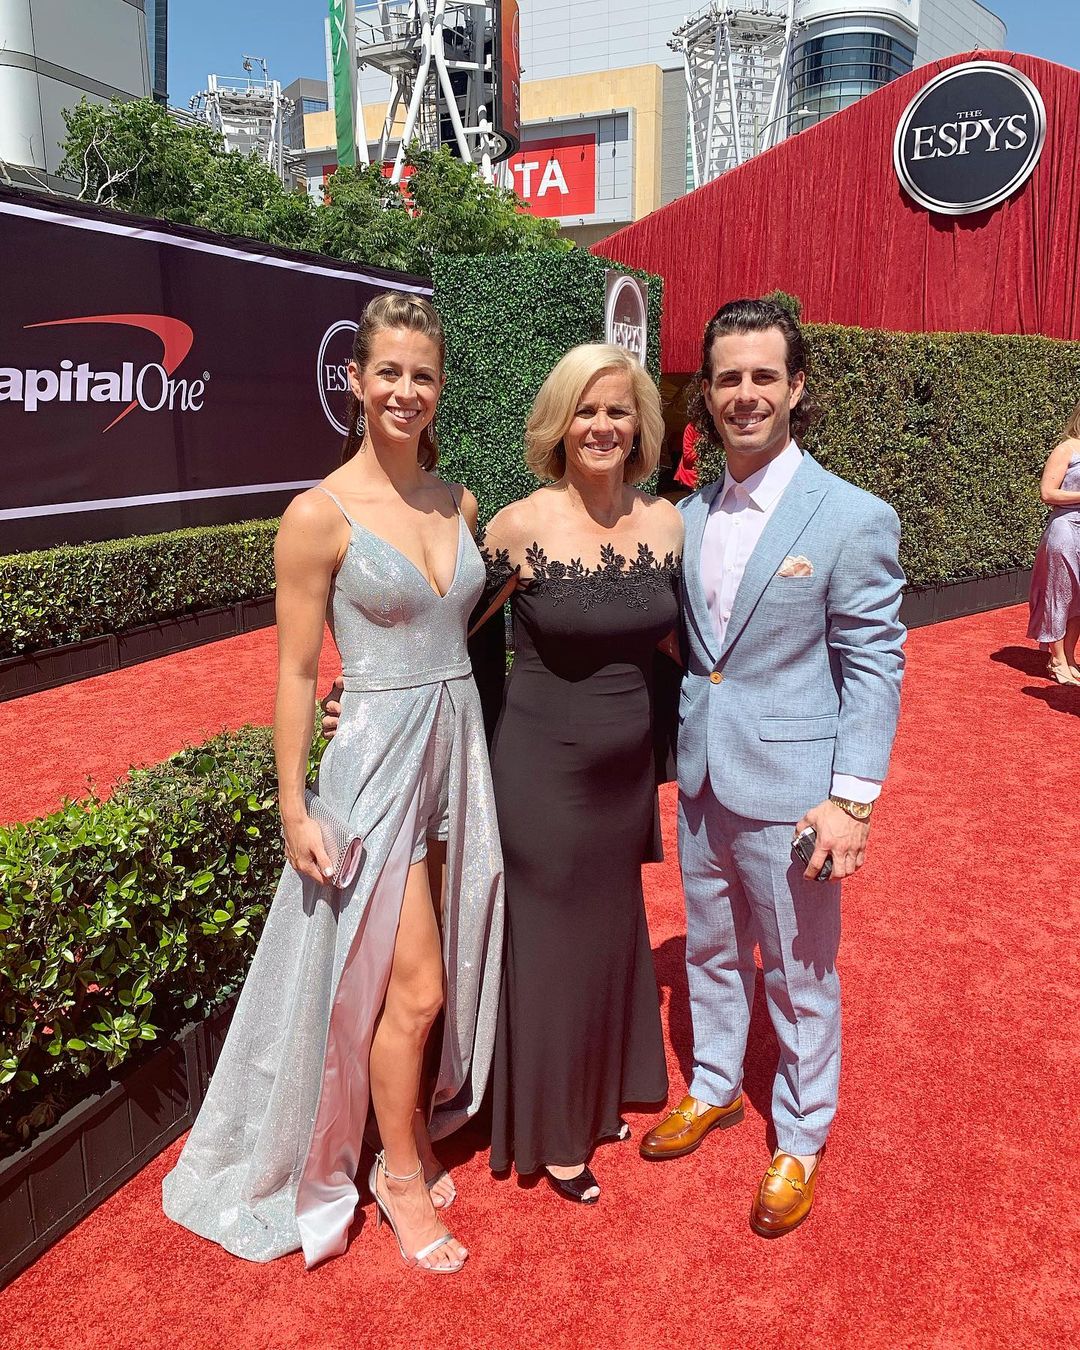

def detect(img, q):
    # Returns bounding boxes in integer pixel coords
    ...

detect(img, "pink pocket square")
[776,555,814,578]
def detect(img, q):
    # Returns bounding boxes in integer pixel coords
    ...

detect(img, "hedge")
[0,521,278,659]
[432,251,664,521]
[696,324,1080,589]
[0,727,287,1147]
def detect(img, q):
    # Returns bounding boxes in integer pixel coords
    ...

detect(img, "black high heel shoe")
[544,1164,600,1204]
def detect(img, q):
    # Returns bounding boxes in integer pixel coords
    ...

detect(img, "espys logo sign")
[0,313,206,430]
[893,61,1046,216]
[318,319,358,436]
[604,272,648,365]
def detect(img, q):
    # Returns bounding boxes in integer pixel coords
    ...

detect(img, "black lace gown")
[481,539,678,1175]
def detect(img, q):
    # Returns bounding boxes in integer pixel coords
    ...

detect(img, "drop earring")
[355,402,366,446]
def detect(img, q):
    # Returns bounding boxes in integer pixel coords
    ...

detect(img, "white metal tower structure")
[190,57,293,181]
[351,2,511,183]
[671,2,801,188]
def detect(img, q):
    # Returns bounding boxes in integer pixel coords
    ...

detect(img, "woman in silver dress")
[1028,399,1080,684]
[163,294,504,1273]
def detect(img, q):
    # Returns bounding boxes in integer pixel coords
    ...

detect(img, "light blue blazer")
[677,452,906,822]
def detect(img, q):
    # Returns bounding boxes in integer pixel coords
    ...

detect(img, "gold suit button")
[710,670,724,684]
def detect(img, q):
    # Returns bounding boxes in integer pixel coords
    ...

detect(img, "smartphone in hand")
[791,826,833,883]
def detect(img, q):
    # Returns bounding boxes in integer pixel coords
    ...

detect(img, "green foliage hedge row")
[696,324,1080,589]
[432,252,664,522]
[0,520,277,659]
[0,727,284,1145]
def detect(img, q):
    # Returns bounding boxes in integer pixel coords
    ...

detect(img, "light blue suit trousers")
[676,453,905,1153]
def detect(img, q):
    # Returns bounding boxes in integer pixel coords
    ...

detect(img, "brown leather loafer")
[749,1153,819,1238]
[638,1093,744,1160]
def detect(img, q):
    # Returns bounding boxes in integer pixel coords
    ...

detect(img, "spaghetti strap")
[442,480,463,518]
[315,485,357,527]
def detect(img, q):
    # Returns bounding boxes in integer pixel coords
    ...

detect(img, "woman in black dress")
[480,343,682,1202]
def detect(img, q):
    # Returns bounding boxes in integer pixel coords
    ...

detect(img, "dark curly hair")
[686,297,817,449]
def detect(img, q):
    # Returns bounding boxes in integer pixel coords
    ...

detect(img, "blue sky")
[167,1,1080,110]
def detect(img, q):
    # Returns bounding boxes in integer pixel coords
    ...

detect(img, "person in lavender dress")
[1028,400,1080,685]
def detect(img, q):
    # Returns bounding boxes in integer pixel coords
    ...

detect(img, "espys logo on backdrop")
[604,273,648,365]
[894,61,1046,216]
[0,314,206,430]
[318,319,359,436]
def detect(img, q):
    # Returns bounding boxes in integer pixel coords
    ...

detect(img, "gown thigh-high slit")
[162,487,504,1266]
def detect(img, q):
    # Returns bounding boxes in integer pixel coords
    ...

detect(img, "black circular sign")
[893,61,1046,216]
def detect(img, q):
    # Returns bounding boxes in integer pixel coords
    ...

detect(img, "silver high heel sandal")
[368,1152,466,1273]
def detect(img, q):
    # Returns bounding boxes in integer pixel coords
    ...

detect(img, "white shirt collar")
[718,440,802,512]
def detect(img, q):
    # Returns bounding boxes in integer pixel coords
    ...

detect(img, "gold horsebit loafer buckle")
[764,1164,806,1195]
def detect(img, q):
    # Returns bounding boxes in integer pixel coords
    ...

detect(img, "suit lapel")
[719,455,828,660]
[683,480,723,667]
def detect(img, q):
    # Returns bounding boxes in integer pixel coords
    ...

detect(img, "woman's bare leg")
[1064,616,1080,677]
[413,840,456,1208]
[368,854,466,1269]
[1048,637,1080,683]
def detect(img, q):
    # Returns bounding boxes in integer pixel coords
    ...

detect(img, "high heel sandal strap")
[376,1150,424,1183]
[414,1234,459,1263]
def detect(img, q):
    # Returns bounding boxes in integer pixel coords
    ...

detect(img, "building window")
[790,31,914,130]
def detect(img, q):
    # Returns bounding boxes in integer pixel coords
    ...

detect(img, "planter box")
[117,606,238,667]
[0,634,117,700]
[238,594,276,632]
[0,569,1030,704]
[901,567,1031,630]
[0,997,236,1290]
[0,596,275,703]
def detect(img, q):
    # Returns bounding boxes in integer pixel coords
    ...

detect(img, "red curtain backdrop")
[594,52,1080,374]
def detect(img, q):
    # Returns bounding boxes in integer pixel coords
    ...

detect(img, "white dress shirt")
[700,441,880,805]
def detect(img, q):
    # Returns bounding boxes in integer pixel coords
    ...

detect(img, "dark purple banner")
[0,188,430,552]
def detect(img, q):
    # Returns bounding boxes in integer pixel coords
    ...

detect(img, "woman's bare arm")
[274,492,344,882]
[1040,440,1080,507]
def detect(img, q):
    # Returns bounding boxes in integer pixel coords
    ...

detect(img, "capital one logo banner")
[0,189,430,551]
[509,134,597,218]
[0,314,208,430]
[893,61,1046,215]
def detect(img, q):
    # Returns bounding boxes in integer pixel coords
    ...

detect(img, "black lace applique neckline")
[478,529,679,611]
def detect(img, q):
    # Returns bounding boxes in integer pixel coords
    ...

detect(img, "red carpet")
[1,605,1078,1348]
[0,629,341,825]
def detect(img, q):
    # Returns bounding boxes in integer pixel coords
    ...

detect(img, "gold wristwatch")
[829,795,874,821]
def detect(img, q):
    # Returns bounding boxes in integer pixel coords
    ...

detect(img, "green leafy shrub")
[694,323,1080,589]
[59,99,568,273]
[0,520,278,658]
[432,252,664,521]
[0,727,289,1146]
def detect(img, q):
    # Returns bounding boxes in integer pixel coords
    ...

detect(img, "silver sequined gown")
[1028,450,1080,643]
[162,487,504,1267]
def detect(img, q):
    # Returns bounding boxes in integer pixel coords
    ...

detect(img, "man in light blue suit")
[640,300,906,1237]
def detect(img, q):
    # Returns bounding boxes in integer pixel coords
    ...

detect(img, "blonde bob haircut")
[524,343,663,486]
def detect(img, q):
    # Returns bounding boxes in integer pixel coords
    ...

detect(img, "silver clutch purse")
[304,788,364,889]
